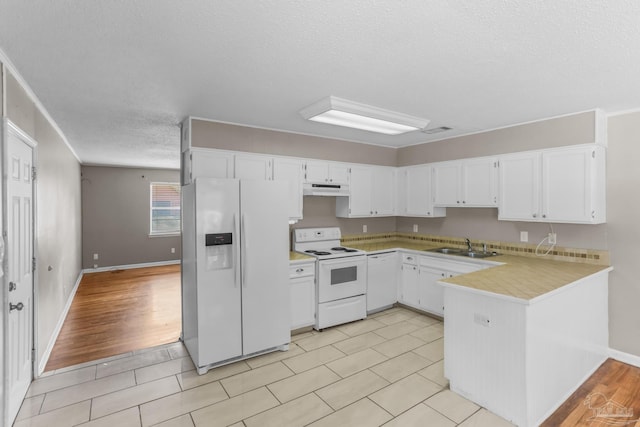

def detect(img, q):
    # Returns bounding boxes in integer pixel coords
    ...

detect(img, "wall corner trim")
[37,270,84,376]
[608,348,640,368]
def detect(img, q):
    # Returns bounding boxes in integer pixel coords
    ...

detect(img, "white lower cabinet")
[289,261,315,330]
[399,253,420,309]
[367,252,398,313]
[399,253,487,316]
[417,266,449,316]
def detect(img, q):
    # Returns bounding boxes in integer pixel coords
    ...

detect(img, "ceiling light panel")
[300,96,430,135]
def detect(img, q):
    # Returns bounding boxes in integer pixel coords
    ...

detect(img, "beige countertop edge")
[347,242,612,302]
[440,266,613,305]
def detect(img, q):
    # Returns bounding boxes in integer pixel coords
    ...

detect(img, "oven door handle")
[319,256,366,267]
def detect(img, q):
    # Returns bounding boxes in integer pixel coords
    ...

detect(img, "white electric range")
[293,227,367,330]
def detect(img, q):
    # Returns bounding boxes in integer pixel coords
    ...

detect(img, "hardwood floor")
[542,358,640,426]
[45,264,181,372]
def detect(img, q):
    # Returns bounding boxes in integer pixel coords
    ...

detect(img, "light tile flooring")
[15,307,515,427]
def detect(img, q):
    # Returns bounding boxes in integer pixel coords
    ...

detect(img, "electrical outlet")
[520,231,528,242]
[363,225,367,233]
[171,247,176,254]
[548,233,557,244]
[413,224,418,233]
[93,253,99,260]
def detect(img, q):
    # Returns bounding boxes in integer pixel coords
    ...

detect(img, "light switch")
[520,231,528,242]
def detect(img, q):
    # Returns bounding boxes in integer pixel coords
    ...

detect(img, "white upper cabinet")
[398,165,446,217]
[336,165,395,217]
[498,151,540,221]
[433,162,461,206]
[234,154,273,180]
[433,157,498,207]
[542,146,605,223]
[188,149,235,183]
[499,145,605,223]
[304,160,350,185]
[273,157,304,220]
[372,167,396,215]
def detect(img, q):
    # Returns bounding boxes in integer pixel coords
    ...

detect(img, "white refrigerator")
[182,178,290,374]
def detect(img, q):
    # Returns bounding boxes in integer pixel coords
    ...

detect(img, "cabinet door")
[305,160,329,183]
[273,158,304,220]
[190,150,235,180]
[348,165,373,216]
[498,152,540,221]
[542,147,593,222]
[235,154,272,180]
[399,264,419,308]
[372,167,395,215]
[329,163,350,185]
[405,165,433,216]
[290,275,315,329]
[433,161,461,206]
[463,157,498,207]
[418,266,446,316]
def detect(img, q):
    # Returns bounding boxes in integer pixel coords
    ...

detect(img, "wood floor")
[45,264,181,372]
[542,358,640,426]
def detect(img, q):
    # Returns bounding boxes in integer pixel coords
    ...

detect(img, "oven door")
[317,256,367,303]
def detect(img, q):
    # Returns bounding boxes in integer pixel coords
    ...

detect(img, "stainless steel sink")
[427,247,498,258]
[429,247,464,254]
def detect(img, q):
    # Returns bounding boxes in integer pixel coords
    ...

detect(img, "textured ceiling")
[1,1,640,169]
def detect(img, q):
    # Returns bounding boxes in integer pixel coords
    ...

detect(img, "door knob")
[9,282,16,291]
[9,302,24,312]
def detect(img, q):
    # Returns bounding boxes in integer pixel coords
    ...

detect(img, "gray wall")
[398,110,601,165]
[5,71,83,366]
[81,166,181,269]
[606,112,640,356]
[191,119,398,166]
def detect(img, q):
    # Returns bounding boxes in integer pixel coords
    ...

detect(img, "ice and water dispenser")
[205,232,233,270]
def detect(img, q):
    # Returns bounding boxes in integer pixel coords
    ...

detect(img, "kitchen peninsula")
[346,233,611,427]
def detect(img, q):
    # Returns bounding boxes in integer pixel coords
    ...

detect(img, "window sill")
[149,232,181,238]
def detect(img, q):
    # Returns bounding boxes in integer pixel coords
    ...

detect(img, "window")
[150,182,181,235]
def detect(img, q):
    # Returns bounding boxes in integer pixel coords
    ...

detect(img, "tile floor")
[14,307,515,427]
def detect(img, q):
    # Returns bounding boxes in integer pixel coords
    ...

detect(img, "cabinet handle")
[542,214,546,218]
[532,213,537,218]
[427,211,431,215]
[370,211,373,214]
[329,178,333,182]
[457,201,460,204]
[375,211,378,214]
[462,200,466,204]
[441,273,445,277]
[406,256,413,260]
[296,268,303,273]
[9,282,16,292]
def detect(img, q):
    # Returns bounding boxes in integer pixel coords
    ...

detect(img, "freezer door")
[195,178,242,365]
[240,180,291,355]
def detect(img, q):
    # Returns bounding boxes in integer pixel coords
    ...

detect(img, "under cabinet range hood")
[303,182,350,197]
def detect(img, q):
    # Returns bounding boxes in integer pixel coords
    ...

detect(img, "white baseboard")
[37,271,84,376]
[83,259,180,274]
[609,348,640,368]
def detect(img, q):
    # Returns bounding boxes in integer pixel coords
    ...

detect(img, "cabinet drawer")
[419,255,482,274]
[401,253,418,265]
[289,263,315,278]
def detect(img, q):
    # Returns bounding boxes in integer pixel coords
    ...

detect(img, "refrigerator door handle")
[233,214,239,288]
[241,213,248,288]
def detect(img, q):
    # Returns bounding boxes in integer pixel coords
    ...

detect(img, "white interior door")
[4,124,35,424]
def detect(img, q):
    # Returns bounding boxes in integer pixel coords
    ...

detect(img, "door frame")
[2,118,38,425]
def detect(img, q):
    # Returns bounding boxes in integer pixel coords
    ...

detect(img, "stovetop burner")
[305,250,332,256]
[331,247,359,252]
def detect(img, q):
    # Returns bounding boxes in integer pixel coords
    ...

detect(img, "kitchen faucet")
[465,238,473,252]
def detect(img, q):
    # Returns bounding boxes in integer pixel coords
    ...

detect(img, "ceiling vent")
[422,126,452,134]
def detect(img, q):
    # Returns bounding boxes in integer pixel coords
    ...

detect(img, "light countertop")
[346,240,611,302]
[289,251,314,263]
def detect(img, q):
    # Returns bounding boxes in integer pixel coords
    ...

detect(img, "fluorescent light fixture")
[300,96,429,135]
